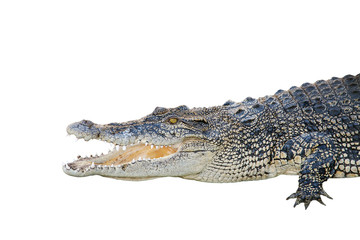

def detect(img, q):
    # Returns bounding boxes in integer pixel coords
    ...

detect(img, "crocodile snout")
[79,120,94,128]
[67,120,100,141]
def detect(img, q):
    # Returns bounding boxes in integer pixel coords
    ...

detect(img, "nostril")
[80,120,94,127]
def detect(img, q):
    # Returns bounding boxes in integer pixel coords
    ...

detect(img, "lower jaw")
[62,151,183,178]
[64,142,180,173]
[63,157,169,177]
[63,148,214,179]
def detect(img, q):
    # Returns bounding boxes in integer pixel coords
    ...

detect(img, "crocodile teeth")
[122,146,127,151]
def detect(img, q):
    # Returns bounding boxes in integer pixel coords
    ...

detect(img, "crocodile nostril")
[80,120,94,127]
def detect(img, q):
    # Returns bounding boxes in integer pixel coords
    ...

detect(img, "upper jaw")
[67,120,180,146]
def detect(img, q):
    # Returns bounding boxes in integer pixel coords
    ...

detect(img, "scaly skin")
[65,74,360,209]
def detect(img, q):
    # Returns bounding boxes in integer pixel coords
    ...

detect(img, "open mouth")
[64,141,180,173]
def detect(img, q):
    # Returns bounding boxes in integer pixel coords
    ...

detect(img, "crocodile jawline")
[66,141,182,172]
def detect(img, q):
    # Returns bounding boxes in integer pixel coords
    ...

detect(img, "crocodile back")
[263,74,360,177]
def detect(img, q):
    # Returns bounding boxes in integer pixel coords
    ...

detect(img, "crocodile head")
[64,105,225,180]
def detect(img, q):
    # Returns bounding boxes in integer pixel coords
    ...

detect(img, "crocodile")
[65,74,360,209]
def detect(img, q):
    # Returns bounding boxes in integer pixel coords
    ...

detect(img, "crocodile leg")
[284,133,338,209]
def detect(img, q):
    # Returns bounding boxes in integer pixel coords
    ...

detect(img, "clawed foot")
[286,188,332,209]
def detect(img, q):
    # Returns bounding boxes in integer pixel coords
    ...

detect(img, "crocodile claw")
[286,193,297,200]
[319,189,333,199]
[316,197,326,206]
[286,188,332,209]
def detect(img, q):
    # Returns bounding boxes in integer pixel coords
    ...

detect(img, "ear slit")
[235,108,246,116]
[182,119,209,130]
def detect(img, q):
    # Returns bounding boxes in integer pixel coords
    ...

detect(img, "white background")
[1,1,360,239]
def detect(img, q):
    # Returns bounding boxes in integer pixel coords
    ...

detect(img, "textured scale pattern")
[66,74,360,209]
[192,74,360,208]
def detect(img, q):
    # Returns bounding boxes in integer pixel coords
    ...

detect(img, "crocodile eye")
[168,118,178,124]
